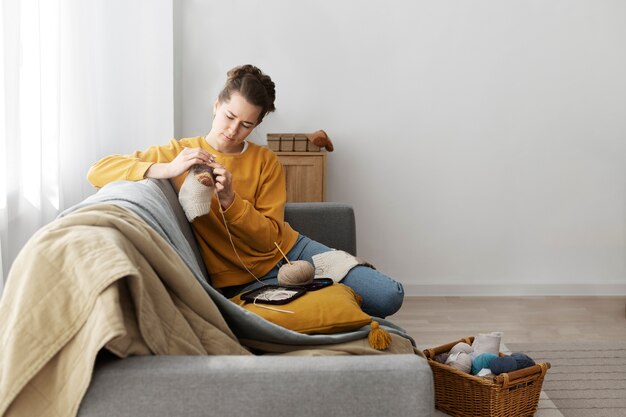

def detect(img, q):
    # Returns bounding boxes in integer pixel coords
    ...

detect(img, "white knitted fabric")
[312,250,363,283]
[178,170,213,222]
[471,331,502,356]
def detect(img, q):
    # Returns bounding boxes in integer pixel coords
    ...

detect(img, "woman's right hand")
[146,147,215,179]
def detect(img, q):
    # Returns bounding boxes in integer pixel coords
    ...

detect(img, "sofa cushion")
[230,283,372,334]
[284,202,356,255]
[79,354,435,417]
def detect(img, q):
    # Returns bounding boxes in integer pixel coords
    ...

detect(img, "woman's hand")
[211,162,235,210]
[146,147,215,179]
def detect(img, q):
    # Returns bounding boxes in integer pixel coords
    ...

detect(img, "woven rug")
[506,341,626,417]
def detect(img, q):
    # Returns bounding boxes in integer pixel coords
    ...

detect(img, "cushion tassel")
[368,321,391,351]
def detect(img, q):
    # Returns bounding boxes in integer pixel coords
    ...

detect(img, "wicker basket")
[423,337,550,417]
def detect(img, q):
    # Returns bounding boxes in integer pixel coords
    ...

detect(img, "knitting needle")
[274,242,292,265]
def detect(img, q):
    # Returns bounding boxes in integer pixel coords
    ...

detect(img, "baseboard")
[404,283,626,296]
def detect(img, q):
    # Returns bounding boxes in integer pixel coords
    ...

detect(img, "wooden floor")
[390,296,626,349]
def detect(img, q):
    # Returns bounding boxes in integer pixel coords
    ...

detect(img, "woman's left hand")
[211,162,235,210]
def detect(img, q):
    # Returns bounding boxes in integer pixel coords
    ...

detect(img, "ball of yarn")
[511,352,535,370]
[445,352,472,373]
[434,353,449,364]
[471,353,498,375]
[277,260,315,286]
[449,342,472,355]
[490,355,518,375]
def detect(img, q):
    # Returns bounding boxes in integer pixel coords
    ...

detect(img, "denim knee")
[339,265,405,318]
[362,280,405,318]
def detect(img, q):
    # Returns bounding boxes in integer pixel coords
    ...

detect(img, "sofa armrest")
[285,202,356,255]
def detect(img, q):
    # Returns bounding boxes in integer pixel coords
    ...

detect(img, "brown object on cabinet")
[275,151,326,202]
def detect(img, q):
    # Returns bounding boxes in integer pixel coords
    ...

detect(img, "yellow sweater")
[87,136,299,288]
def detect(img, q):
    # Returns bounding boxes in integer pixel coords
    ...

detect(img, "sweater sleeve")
[87,138,186,188]
[219,155,288,253]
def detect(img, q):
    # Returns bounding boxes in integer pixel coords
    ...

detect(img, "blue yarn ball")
[511,352,535,370]
[490,355,518,375]
[471,353,498,375]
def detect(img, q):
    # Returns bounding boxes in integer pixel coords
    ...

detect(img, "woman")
[87,64,403,318]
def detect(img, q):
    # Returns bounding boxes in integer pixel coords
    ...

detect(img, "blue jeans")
[220,235,404,318]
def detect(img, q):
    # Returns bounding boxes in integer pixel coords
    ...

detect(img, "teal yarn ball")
[471,353,498,375]
[511,352,535,370]
[490,355,518,375]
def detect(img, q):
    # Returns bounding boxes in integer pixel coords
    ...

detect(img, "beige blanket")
[0,204,413,417]
[0,205,250,417]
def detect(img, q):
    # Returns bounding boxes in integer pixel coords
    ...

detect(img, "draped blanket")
[0,181,414,417]
[60,180,412,347]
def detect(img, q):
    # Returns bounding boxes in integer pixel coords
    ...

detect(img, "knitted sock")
[178,165,214,222]
[312,250,371,282]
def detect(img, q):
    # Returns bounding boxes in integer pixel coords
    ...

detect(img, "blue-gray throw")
[61,180,414,347]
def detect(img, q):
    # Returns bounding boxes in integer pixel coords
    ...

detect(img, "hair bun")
[219,64,277,122]
[228,65,275,111]
[227,64,261,81]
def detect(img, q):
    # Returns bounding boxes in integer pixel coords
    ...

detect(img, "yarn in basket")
[511,352,536,369]
[471,353,498,375]
[449,342,472,355]
[445,352,472,373]
[434,353,449,364]
[490,355,518,375]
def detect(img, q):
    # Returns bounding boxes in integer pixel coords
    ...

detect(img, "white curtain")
[1,0,174,291]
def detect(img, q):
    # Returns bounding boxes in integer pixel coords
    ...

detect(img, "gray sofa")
[77,179,434,417]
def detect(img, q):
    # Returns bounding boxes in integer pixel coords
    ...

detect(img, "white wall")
[175,0,626,295]
[79,0,174,197]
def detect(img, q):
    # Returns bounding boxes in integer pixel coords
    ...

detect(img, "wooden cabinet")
[275,152,326,202]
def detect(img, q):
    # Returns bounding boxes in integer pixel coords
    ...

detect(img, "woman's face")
[210,92,262,152]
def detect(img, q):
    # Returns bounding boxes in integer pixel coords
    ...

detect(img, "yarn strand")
[213,189,311,309]
[215,188,264,285]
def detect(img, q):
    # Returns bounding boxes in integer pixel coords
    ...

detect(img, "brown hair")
[218,64,276,124]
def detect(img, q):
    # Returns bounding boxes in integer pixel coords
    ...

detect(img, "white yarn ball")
[446,352,472,373]
[277,260,315,286]
[449,342,473,355]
